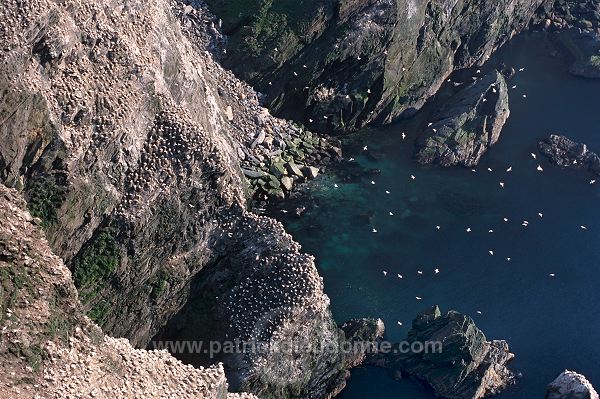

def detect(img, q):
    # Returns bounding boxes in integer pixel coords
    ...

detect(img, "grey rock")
[242,168,266,179]
[285,162,304,178]
[269,162,287,178]
[546,370,599,399]
[538,134,600,175]
[416,71,510,167]
[372,306,515,399]
[280,176,294,191]
[251,129,267,149]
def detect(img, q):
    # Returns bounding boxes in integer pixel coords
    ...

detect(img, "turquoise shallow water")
[270,32,600,397]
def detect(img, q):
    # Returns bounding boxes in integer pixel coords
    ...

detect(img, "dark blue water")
[272,33,600,397]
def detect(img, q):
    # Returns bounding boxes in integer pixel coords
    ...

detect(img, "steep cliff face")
[0,0,361,397]
[0,185,257,398]
[416,70,510,167]
[207,0,550,132]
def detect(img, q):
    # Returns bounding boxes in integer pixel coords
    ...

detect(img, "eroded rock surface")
[205,0,548,132]
[371,306,515,399]
[538,134,600,174]
[416,71,510,167]
[0,185,257,399]
[0,0,355,397]
[546,370,599,399]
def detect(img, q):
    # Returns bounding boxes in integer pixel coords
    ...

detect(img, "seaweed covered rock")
[415,71,510,167]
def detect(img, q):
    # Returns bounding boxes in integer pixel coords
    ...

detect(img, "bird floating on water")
[434,268,440,274]
[503,218,509,222]
[537,165,544,172]
[397,321,403,326]
[417,270,423,275]
[363,146,368,151]
[436,225,441,230]
[489,250,494,256]
[531,153,537,159]
[389,212,394,216]
[500,182,505,188]
[397,274,403,279]
[476,311,482,315]
[507,166,513,172]
[373,228,378,233]
[538,213,543,218]
[334,184,338,188]
[487,167,493,172]
[549,273,556,277]
[581,225,588,230]
[385,190,391,194]
[371,180,376,185]
[410,175,416,180]
[415,296,422,300]
[466,227,472,232]
[382,270,387,276]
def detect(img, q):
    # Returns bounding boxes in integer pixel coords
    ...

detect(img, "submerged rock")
[372,306,515,399]
[415,71,510,167]
[538,134,600,175]
[553,30,600,79]
[546,370,599,399]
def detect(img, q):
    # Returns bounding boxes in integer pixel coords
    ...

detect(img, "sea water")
[271,32,600,398]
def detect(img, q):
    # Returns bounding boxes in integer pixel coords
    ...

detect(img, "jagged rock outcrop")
[370,306,515,399]
[415,71,510,167]
[205,0,549,132]
[0,185,257,398]
[546,370,599,399]
[0,0,357,397]
[538,134,600,175]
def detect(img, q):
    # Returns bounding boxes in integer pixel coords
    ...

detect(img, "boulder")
[285,162,304,178]
[302,166,319,179]
[546,370,599,399]
[269,162,287,178]
[280,176,294,191]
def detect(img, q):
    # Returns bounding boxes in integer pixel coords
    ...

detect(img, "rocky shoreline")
[0,0,598,398]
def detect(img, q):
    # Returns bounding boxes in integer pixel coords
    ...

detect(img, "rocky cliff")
[0,0,364,397]
[206,0,550,132]
[416,70,510,167]
[0,185,259,398]
[370,306,515,399]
